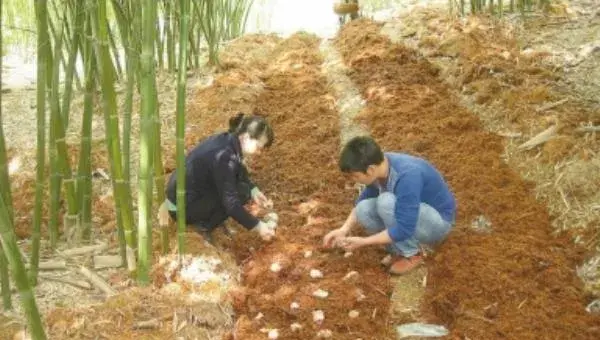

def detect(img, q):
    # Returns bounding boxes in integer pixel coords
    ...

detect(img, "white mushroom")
[313,310,325,324]
[317,329,333,338]
[312,289,329,299]
[310,269,324,279]
[355,289,366,301]
[304,250,313,258]
[348,310,360,318]
[270,262,282,273]
[290,302,300,310]
[290,323,303,331]
[380,254,393,266]
[343,271,359,283]
[268,329,279,339]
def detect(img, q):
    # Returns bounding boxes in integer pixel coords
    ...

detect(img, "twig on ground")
[575,126,600,133]
[39,274,93,290]
[60,243,109,257]
[133,314,173,330]
[518,125,558,150]
[78,266,116,296]
[25,260,67,271]
[536,98,569,113]
[461,310,496,324]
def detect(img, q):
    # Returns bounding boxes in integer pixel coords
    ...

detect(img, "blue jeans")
[355,192,453,257]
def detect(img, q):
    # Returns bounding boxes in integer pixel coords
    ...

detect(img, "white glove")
[255,220,276,241]
[263,212,279,225]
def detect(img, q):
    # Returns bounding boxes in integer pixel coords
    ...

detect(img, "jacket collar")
[227,133,243,159]
[385,153,399,192]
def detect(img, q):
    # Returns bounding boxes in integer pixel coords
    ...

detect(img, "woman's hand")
[251,187,273,210]
[255,220,276,241]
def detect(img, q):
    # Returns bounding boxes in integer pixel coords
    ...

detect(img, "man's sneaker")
[389,254,423,275]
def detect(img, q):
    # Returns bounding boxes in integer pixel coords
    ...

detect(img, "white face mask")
[241,133,267,155]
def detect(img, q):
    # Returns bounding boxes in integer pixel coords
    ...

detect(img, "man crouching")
[323,136,456,275]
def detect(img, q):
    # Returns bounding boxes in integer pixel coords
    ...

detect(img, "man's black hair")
[339,135,384,173]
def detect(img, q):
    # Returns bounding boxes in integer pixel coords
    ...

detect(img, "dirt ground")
[380,0,600,293]
[183,33,395,340]
[336,18,599,338]
[2,2,600,339]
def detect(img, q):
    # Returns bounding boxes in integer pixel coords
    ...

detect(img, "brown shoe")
[389,254,423,275]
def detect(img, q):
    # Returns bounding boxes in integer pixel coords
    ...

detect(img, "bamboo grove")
[0,0,254,337]
[450,0,550,16]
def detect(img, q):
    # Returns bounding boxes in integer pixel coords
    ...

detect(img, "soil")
[187,32,395,340]
[335,19,599,339]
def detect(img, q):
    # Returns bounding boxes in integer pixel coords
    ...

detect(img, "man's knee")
[355,199,376,225]
[376,192,395,217]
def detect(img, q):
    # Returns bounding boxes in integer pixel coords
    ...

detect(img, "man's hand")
[323,227,348,248]
[339,236,367,251]
[255,220,276,241]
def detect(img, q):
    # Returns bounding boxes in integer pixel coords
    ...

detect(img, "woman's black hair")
[339,135,384,173]
[228,112,274,147]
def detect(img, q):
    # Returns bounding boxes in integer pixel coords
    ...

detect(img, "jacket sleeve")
[212,150,260,230]
[387,169,422,242]
[239,163,257,190]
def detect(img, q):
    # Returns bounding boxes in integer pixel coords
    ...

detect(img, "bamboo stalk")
[0,1,13,309]
[1,247,11,309]
[156,20,164,69]
[165,0,175,71]
[138,0,159,285]
[0,194,47,338]
[48,111,61,248]
[176,0,191,255]
[0,6,13,229]
[107,22,123,79]
[47,9,65,250]
[47,0,82,89]
[152,90,167,254]
[89,0,137,273]
[155,121,169,255]
[188,4,199,69]
[197,0,222,66]
[110,0,136,193]
[77,19,96,241]
[48,16,81,244]
[30,0,52,286]
[60,0,84,129]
